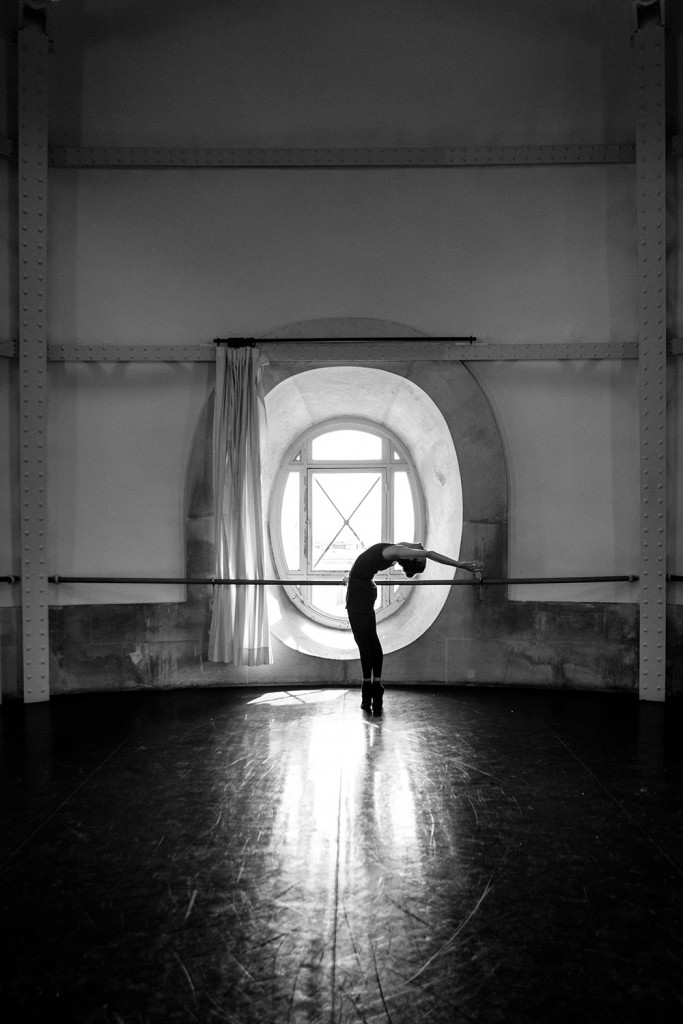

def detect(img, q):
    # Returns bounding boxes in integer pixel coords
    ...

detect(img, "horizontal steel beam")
[48,343,218,362]
[0,340,645,361]
[45,144,637,169]
[18,140,683,168]
[9,138,683,166]
[254,341,641,361]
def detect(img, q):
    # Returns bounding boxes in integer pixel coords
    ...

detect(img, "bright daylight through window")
[270,420,425,627]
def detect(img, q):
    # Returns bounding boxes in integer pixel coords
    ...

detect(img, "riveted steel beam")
[48,340,641,362]
[17,8,50,703]
[46,343,218,362]
[47,143,637,170]
[634,4,667,700]
[0,340,643,362]
[257,341,641,362]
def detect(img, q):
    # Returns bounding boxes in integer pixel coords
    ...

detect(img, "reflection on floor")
[1,686,682,1023]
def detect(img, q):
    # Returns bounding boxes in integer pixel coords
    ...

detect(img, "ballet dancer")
[345,542,484,714]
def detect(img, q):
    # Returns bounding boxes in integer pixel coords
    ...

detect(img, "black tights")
[348,608,383,680]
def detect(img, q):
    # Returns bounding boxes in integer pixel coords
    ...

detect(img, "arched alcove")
[185,318,508,679]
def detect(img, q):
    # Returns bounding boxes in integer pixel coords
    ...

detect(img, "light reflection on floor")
[247,687,349,706]
[243,688,448,1020]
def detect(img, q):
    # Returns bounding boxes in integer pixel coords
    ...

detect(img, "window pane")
[310,471,382,571]
[393,471,415,542]
[280,471,300,571]
[311,430,382,461]
[309,584,348,618]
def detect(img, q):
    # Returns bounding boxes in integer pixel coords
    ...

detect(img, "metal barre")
[36,574,642,585]
[9,574,683,584]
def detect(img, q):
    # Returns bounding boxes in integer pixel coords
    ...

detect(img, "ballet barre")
[31,573,644,585]
[8,574,683,585]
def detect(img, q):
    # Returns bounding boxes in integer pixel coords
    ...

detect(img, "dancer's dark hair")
[397,557,426,578]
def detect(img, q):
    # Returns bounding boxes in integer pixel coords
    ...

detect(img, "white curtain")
[209,345,272,666]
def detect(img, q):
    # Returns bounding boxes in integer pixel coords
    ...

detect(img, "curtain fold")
[209,345,272,666]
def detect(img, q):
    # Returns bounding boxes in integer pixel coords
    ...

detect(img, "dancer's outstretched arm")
[382,543,483,574]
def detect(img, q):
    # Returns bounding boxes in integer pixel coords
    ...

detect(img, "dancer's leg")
[349,608,382,711]
[362,626,384,713]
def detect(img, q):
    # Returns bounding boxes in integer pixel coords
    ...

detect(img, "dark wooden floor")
[1,685,682,1023]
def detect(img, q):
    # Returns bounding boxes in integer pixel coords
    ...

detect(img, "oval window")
[270,418,425,628]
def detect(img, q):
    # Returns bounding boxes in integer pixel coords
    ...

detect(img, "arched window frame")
[269,417,426,629]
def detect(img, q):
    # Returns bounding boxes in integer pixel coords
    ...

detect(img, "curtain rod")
[215,336,477,344]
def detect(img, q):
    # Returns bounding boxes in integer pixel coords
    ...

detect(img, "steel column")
[634,3,667,700]
[17,7,50,703]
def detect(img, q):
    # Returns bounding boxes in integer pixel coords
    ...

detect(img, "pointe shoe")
[372,683,384,715]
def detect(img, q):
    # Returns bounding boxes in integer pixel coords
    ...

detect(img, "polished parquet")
[1,686,682,1023]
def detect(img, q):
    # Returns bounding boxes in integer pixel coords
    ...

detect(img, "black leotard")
[346,544,394,679]
[348,543,394,583]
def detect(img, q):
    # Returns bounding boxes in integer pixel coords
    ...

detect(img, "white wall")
[47,166,638,346]
[47,362,212,605]
[475,360,640,602]
[1,0,681,611]
[42,159,642,602]
[48,0,634,149]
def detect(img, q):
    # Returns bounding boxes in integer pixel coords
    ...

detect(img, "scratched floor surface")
[1,686,682,1023]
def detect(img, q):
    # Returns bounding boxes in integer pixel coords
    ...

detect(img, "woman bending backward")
[345,543,484,714]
